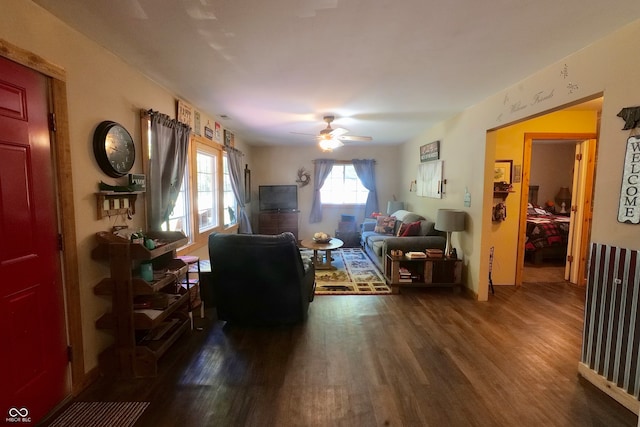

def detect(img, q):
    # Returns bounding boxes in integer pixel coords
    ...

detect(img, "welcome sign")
[618,135,640,223]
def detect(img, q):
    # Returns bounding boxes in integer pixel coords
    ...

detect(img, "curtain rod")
[312,159,376,163]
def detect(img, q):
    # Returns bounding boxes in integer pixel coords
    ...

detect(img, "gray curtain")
[352,159,378,217]
[148,111,191,231]
[225,147,253,234]
[309,159,335,223]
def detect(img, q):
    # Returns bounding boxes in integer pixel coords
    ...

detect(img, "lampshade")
[435,209,465,232]
[435,209,465,258]
[555,187,571,204]
[387,201,405,215]
[555,186,572,214]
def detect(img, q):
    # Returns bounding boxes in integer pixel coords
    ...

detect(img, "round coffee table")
[300,238,344,270]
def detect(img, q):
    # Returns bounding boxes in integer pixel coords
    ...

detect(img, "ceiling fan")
[293,116,372,151]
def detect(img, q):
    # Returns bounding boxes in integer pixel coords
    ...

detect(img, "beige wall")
[530,143,577,206]
[251,145,401,239]
[1,0,250,372]
[397,20,640,299]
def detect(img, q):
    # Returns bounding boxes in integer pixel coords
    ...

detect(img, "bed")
[525,204,570,264]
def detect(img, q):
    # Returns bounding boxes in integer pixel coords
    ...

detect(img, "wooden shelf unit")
[92,230,190,377]
[385,254,462,294]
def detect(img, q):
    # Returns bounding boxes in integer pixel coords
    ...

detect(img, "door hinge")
[567,255,574,263]
[48,113,57,132]
[67,346,73,363]
[58,233,64,251]
[576,153,582,161]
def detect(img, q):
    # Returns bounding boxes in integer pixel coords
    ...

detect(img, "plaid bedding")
[525,214,570,251]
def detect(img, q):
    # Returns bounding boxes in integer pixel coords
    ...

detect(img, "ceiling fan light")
[319,138,343,151]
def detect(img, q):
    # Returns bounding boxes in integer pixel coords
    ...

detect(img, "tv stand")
[258,211,298,240]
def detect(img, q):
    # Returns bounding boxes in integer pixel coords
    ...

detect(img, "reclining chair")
[208,232,315,325]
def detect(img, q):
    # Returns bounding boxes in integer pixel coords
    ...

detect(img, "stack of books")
[398,267,413,283]
[406,251,427,259]
[425,249,444,258]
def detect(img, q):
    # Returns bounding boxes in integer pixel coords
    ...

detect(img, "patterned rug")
[301,247,391,295]
[48,401,150,427]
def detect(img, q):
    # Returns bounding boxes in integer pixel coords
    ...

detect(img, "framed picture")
[420,140,440,162]
[494,160,513,184]
[204,122,213,140]
[215,122,221,141]
[224,129,234,147]
[176,99,193,127]
[193,111,201,136]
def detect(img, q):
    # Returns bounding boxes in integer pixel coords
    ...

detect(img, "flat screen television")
[259,185,298,211]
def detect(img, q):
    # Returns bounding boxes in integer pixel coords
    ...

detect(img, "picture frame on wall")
[204,122,213,140]
[494,160,513,184]
[420,140,440,162]
[176,99,193,127]
[215,122,221,142]
[193,111,201,136]
[224,129,234,147]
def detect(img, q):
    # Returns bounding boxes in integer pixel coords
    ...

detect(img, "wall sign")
[618,135,640,223]
[420,140,440,162]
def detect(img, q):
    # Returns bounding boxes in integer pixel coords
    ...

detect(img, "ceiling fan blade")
[290,131,317,136]
[339,135,373,142]
[329,127,348,137]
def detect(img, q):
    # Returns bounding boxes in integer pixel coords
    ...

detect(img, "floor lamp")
[435,209,465,258]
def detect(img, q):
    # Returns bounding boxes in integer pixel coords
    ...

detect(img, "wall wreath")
[296,167,311,187]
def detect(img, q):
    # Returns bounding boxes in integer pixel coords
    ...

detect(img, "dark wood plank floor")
[47,284,637,427]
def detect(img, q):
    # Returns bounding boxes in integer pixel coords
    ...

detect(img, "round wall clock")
[93,120,136,178]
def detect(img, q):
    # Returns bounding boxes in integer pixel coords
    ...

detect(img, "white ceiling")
[32,0,640,147]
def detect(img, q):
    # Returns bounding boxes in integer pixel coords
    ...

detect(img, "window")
[320,163,368,204]
[161,166,191,242]
[142,114,239,252]
[196,148,218,232]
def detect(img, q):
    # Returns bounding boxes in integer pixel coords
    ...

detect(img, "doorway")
[518,135,597,285]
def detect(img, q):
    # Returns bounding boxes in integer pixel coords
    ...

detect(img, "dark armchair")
[207,232,315,325]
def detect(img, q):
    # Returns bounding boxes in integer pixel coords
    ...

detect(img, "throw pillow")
[396,222,408,236]
[374,216,396,235]
[401,220,422,237]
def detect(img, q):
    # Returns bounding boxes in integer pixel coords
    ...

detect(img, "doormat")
[301,247,391,295]
[48,401,150,427]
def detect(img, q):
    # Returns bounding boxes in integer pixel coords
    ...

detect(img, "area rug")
[48,401,150,427]
[301,247,391,295]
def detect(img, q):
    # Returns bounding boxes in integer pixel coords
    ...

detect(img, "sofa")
[208,232,315,325]
[360,210,447,271]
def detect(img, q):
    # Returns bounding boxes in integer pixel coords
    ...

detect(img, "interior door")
[0,57,69,423]
[565,139,596,284]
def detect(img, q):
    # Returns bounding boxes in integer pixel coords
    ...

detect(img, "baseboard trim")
[577,362,639,414]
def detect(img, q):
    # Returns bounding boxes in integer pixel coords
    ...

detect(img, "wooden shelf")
[95,191,144,220]
[91,231,188,261]
[493,190,515,199]
[92,230,191,378]
[385,254,462,294]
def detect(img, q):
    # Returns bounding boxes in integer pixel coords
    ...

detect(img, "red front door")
[0,57,69,424]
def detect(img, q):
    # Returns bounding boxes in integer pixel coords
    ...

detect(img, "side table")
[385,254,462,294]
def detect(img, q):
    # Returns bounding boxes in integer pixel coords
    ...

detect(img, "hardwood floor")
[48,284,637,427]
